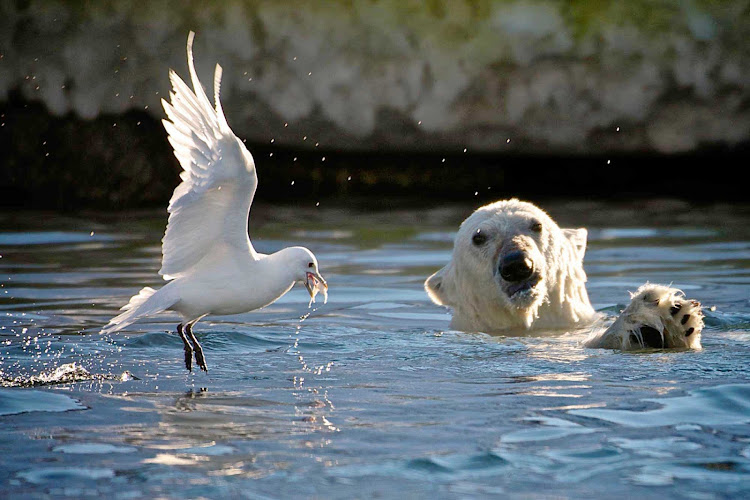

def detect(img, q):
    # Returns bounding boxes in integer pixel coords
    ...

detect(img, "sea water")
[1,201,749,498]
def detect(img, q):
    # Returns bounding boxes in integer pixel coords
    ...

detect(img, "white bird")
[102,32,328,372]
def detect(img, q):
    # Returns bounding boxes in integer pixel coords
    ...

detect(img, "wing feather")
[158,31,258,280]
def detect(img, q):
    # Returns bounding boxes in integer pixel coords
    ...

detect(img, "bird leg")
[185,322,208,372]
[177,323,193,372]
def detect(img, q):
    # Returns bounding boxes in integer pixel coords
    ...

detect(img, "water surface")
[1,201,749,499]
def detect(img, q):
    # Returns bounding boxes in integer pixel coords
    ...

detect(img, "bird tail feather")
[101,286,176,334]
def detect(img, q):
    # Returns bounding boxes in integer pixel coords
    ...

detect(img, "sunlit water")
[1,201,749,499]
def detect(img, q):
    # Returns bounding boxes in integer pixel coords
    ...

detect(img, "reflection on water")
[0,388,85,416]
[1,201,749,498]
[571,384,750,427]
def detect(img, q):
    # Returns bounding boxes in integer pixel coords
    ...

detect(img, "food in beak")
[305,271,328,306]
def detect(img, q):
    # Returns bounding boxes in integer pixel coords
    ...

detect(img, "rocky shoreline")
[1,95,746,210]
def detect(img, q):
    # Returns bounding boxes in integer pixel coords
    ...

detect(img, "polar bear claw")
[586,284,704,350]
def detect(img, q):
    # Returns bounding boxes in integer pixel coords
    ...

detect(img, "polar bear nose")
[499,251,534,282]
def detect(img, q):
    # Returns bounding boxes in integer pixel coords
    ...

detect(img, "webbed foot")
[177,323,193,371]
[185,323,208,372]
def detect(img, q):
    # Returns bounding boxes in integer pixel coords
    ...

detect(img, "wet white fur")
[426,199,704,350]
[426,199,595,333]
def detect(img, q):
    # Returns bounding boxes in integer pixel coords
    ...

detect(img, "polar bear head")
[425,199,595,333]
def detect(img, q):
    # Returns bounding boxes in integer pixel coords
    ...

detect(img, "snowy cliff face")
[1,0,748,154]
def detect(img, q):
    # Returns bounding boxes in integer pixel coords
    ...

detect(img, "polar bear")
[425,199,704,350]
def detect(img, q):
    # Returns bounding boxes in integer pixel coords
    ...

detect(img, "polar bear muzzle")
[498,251,535,283]
[497,250,543,301]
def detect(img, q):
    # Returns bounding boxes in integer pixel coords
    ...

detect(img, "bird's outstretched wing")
[159,31,258,280]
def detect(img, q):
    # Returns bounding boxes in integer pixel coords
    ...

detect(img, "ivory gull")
[102,32,328,372]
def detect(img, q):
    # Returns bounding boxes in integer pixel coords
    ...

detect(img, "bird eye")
[472,230,487,246]
[530,221,543,233]
[308,262,314,268]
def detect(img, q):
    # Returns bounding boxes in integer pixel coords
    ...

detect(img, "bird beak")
[305,271,328,306]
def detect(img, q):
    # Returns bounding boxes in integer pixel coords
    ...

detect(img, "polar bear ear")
[563,228,588,261]
[425,265,456,307]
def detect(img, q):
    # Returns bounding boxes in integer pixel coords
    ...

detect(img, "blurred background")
[1,0,749,210]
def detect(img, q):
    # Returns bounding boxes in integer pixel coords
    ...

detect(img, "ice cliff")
[1,0,748,153]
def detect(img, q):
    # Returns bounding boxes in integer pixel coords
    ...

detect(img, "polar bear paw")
[586,284,704,350]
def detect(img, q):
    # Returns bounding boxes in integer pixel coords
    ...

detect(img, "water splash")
[1,362,137,388]
[289,309,339,432]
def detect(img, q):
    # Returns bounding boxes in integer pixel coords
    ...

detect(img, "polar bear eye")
[472,230,487,246]
[530,221,543,233]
